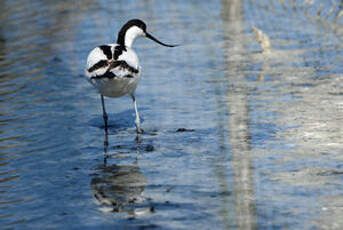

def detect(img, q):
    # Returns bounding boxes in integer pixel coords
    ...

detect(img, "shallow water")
[1,0,343,229]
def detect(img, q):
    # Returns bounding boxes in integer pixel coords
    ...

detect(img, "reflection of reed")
[212,86,234,229]
[90,132,150,214]
[222,0,257,229]
[227,93,256,230]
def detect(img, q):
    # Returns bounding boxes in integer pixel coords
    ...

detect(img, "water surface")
[1,0,343,229]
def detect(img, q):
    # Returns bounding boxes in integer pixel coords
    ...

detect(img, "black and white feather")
[86,44,141,97]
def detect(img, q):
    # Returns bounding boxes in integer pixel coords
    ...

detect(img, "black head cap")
[117,19,146,45]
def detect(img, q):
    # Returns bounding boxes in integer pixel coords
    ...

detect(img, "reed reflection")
[222,0,257,229]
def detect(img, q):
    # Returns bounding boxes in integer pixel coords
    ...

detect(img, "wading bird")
[85,19,177,133]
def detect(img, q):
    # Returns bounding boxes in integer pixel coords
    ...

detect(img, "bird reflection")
[90,132,151,214]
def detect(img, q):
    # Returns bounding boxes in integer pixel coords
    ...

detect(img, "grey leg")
[131,94,143,134]
[103,130,109,166]
[101,95,108,131]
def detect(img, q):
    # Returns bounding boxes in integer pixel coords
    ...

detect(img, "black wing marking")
[90,72,135,80]
[113,45,127,60]
[89,58,138,80]
[109,60,139,73]
[90,71,117,80]
[88,60,108,73]
[88,45,137,74]
[99,45,112,60]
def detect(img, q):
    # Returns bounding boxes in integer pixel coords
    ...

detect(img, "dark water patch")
[176,128,195,132]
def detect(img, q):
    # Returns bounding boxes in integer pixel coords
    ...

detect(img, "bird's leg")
[101,95,108,134]
[131,94,143,134]
[103,130,109,166]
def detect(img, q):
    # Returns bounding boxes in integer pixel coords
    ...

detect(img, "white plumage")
[85,19,177,134]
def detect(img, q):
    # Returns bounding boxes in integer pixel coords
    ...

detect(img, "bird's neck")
[117,26,141,48]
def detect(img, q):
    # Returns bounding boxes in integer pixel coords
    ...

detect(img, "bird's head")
[117,19,178,48]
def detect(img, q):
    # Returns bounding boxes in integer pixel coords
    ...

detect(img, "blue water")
[1,0,343,229]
